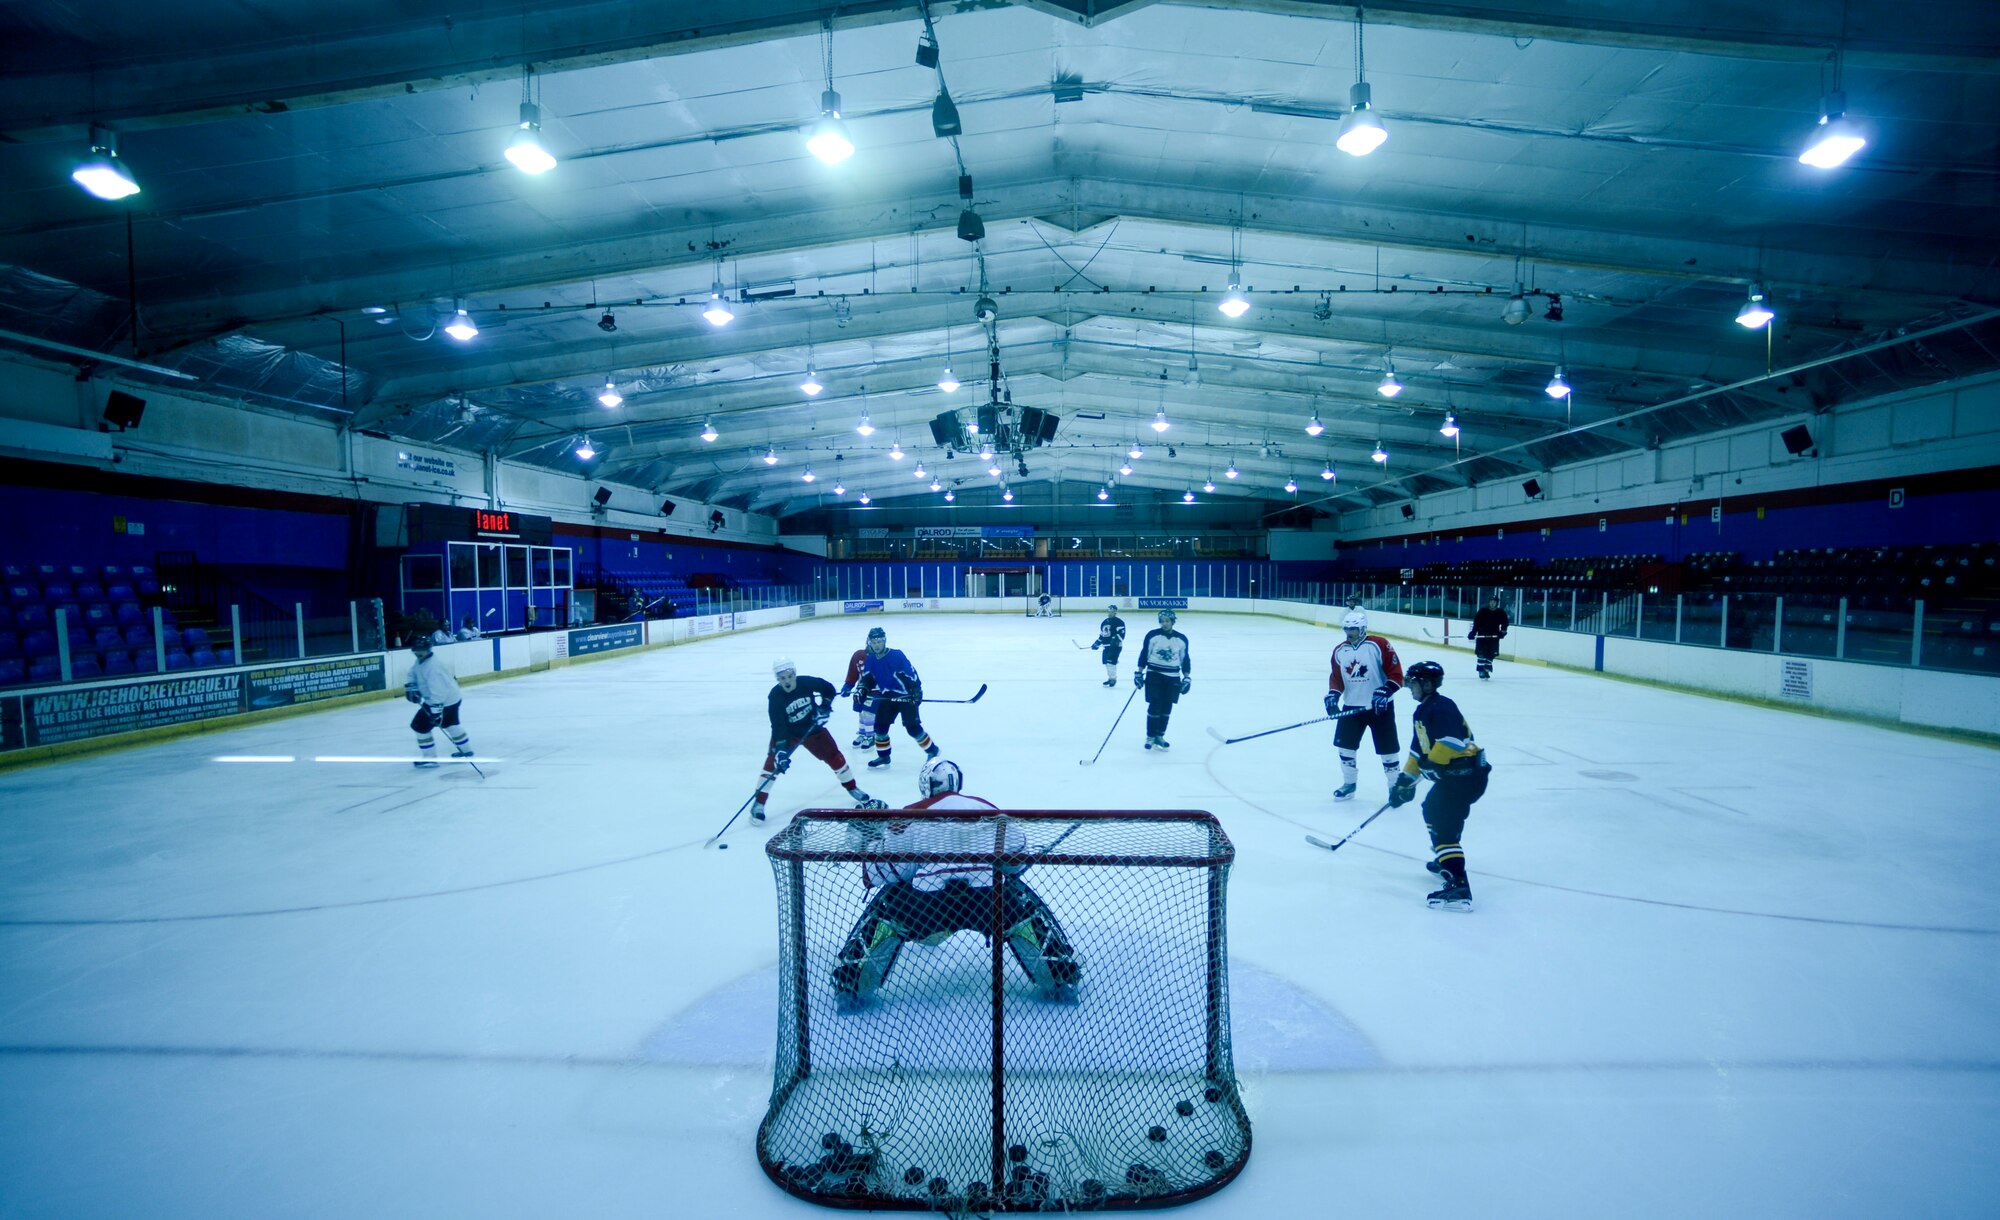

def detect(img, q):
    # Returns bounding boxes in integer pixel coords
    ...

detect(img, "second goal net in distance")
[761,809,1249,1212]
[1024,594,1062,617]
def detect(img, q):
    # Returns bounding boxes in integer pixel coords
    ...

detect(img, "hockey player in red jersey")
[836,641,881,748]
[830,759,1079,1010]
[1324,608,1405,801]
[753,658,887,822]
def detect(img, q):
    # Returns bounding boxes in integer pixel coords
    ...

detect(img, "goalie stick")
[1205,705,1369,745]
[1079,685,1142,766]
[1304,800,1396,855]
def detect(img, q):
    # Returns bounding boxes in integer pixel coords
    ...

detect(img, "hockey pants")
[1474,636,1500,676]
[1142,671,1182,738]
[1422,769,1488,886]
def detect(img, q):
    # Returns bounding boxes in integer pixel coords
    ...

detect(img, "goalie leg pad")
[832,896,912,1005]
[1000,879,1079,995]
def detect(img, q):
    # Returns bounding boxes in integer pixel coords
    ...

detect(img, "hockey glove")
[837,684,854,698]
[1388,773,1418,808]
[1133,671,1145,688]
[1090,639,1101,649]
[1371,685,1397,715]
[1323,691,1342,717]
[405,688,422,704]
[907,684,923,705]
[1179,676,1191,696]
[772,749,792,775]
[812,709,831,730]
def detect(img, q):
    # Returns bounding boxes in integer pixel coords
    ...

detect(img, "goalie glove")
[1388,773,1418,808]
[1371,685,1398,715]
[771,748,792,775]
[1179,676,1191,696]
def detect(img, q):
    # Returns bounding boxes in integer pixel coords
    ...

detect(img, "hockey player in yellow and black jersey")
[1386,660,1489,911]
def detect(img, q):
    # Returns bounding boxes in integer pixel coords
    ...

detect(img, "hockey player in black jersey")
[1090,603,1126,687]
[1134,608,1191,749]
[1469,596,1511,680]
[1386,660,1490,911]
[754,658,887,821]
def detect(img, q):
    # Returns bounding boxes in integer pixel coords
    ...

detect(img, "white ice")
[1,610,1996,1218]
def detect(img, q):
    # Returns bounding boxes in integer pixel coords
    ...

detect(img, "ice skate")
[750,807,766,822]
[413,758,439,769]
[851,729,873,748]
[451,746,475,758]
[850,789,887,810]
[867,754,893,769]
[1143,736,1157,750]
[1426,881,1473,912]
[924,742,940,760]
[1333,782,1357,801]
[1102,677,1116,687]
[1426,859,1443,875]
[1154,736,1170,750]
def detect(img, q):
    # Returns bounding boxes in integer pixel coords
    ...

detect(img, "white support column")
[153,606,168,671]
[1774,596,1785,653]
[232,605,243,663]
[296,603,307,658]
[55,606,72,682]
[1835,597,1848,660]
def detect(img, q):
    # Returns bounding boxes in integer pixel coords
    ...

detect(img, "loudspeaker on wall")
[1400,504,1416,519]
[659,499,677,516]
[1780,425,1815,456]
[103,390,146,431]
[592,487,613,506]
[1522,478,1543,499]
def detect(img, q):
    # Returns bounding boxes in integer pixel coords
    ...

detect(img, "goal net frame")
[761,808,1248,1211]
[1024,593,1063,617]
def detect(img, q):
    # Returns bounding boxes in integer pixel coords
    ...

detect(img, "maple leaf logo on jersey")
[1344,657,1372,680]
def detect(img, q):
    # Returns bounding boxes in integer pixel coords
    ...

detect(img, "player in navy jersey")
[1325,608,1405,801]
[1134,608,1192,749]
[755,658,885,821]
[851,625,939,769]
[1469,596,1511,680]
[1091,603,1126,687]
[1387,660,1490,911]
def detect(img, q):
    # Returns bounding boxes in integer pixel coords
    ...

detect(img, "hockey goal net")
[761,809,1247,1212]
[1024,593,1063,617]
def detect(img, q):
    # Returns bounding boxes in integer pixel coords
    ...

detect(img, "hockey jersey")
[1328,634,1404,708]
[1470,607,1511,639]
[767,675,838,744]
[856,647,922,700]
[863,799,1016,891]
[404,654,463,707]
[1405,692,1489,781]
[841,648,879,706]
[1096,615,1126,646]
[1137,627,1191,677]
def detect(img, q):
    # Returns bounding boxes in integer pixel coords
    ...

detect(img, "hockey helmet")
[866,625,888,652]
[1406,660,1445,692]
[1107,603,1119,614]
[918,758,964,798]
[1341,609,1369,639]
[771,657,796,677]
[410,636,434,656]
[1157,608,1177,626]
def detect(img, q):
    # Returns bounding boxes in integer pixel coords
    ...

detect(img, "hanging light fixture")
[1800,51,1866,170]
[1545,366,1572,399]
[1440,411,1460,438]
[1372,441,1389,463]
[444,307,479,341]
[1002,485,1014,502]
[1284,476,1299,494]
[800,364,824,397]
[1377,358,1402,398]
[943,489,955,502]
[1321,463,1337,481]
[504,68,558,175]
[1501,292,1532,325]
[859,491,871,505]
[1128,441,1145,459]
[1305,410,1325,437]
[1097,486,1110,501]
[574,436,597,461]
[1335,13,1387,156]
[702,280,734,327]
[930,478,943,492]
[1204,476,1217,493]
[913,461,927,478]
[938,366,959,393]
[889,440,904,460]
[71,126,141,200]
[1151,409,1171,433]
[701,419,719,443]
[597,379,623,408]
[806,19,855,164]
[1119,461,1134,477]
[987,461,1003,477]
[1735,284,1775,329]
[833,481,846,496]
[855,413,874,436]
[1183,489,1196,503]
[1225,463,1239,480]
[978,442,994,461]
[1184,351,1201,387]
[1218,278,1250,319]
[801,467,816,483]
[762,446,779,466]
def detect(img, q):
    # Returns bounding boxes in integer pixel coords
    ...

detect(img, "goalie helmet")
[917,757,964,798]
[1157,608,1177,626]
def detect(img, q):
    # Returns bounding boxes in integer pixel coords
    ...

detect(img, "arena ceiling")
[4,1,1999,519]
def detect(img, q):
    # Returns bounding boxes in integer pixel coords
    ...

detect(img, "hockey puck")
[1147,1125,1167,1142]
[1204,1150,1227,1170]
[718,843,730,850]
[903,1166,925,1186]
[1203,1085,1221,1102]
[1175,1099,1195,1117]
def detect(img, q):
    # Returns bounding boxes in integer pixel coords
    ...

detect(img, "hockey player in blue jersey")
[852,625,940,769]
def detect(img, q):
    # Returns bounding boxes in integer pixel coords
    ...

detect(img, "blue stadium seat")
[84,602,114,627]
[102,650,134,675]
[216,647,235,666]
[115,601,144,625]
[164,650,192,671]
[27,656,60,684]
[92,626,122,650]
[190,647,219,668]
[132,650,157,673]
[124,624,155,650]
[106,582,135,601]
[75,581,104,601]
[130,566,159,595]
[70,654,103,680]
[0,631,17,658]
[0,658,23,686]
[21,629,56,659]
[41,580,72,602]
[102,564,125,580]
[0,605,11,631]
[181,627,209,650]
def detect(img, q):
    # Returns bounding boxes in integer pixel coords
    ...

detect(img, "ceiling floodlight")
[859,491,871,505]
[1217,281,1250,318]
[762,447,779,466]
[833,482,845,496]
[597,379,623,408]
[987,462,1003,477]
[701,419,719,443]
[598,312,617,333]
[444,308,479,341]
[938,366,960,393]
[930,478,942,492]
[1336,83,1388,156]
[943,490,955,502]
[1182,490,1196,503]
[1371,441,1388,463]
[807,90,855,164]
[1204,477,1216,493]
[931,88,962,139]
[855,413,874,436]
[1545,366,1572,399]
[505,102,558,175]
[801,467,816,483]
[801,365,824,396]
[1502,293,1531,325]
[1440,411,1459,438]
[1119,461,1134,477]
[1735,284,1775,329]
[72,126,141,200]
[913,461,927,478]
[1800,91,1866,169]
[1305,411,1325,437]
[1098,486,1110,501]
[1377,360,1402,397]
[1184,352,1201,387]
[1151,410,1171,433]
[702,283,735,327]
[574,436,597,461]
[1224,464,1239,479]
[979,442,994,461]
[1002,486,1014,502]
[1321,464,1337,481]
[1284,476,1299,494]
[1128,442,1145,459]
[889,440,904,460]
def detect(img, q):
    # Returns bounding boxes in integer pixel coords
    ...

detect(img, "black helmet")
[1407,660,1444,687]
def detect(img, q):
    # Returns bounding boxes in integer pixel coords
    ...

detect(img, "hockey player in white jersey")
[403,637,472,767]
[1324,609,1405,800]
[830,759,1079,1009]
[1134,608,1192,749]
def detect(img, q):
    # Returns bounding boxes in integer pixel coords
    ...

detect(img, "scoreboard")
[406,503,554,545]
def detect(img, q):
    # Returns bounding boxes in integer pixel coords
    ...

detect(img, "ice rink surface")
[2,609,1996,1218]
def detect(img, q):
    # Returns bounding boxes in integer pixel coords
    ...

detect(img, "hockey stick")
[1079,685,1142,766]
[1304,800,1396,855]
[1072,639,1093,649]
[1205,706,1369,746]
[921,683,987,704]
[705,775,777,848]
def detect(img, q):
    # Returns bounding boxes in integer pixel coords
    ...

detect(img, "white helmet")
[772,657,796,677]
[918,758,964,798]
[1341,609,1368,633]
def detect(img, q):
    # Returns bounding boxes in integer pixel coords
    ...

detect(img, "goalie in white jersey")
[830,759,1079,1010]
